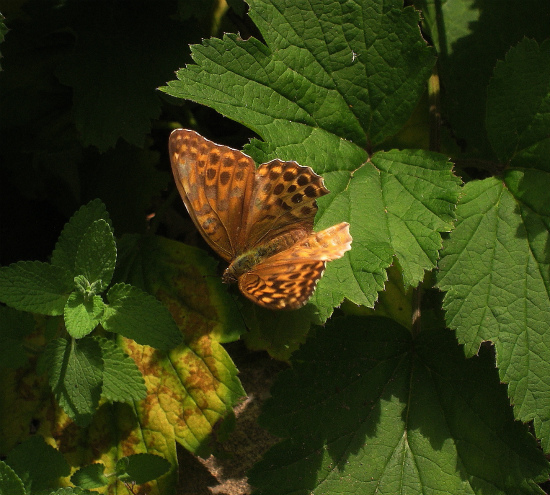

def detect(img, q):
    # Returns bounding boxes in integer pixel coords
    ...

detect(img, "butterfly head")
[222,267,238,285]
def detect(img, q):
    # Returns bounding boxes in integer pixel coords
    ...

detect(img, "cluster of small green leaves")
[0,435,169,494]
[0,199,182,427]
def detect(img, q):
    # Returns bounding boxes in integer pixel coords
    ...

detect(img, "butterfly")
[169,129,352,310]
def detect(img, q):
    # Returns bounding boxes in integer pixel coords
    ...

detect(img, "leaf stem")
[428,67,441,153]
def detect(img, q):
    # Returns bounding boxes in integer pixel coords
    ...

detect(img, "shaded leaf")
[0,307,35,369]
[250,316,548,494]
[0,14,7,71]
[0,461,25,495]
[417,0,550,158]
[43,337,103,427]
[5,435,70,493]
[70,463,109,489]
[115,234,245,343]
[115,454,171,485]
[0,261,73,315]
[439,39,550,451]
[487,38,550,165]
[241,301,319,360]
[102,283,183,350]
[49,488,96,495]
[55,2,195,151]
[51,199,112,272]
[80,144,169,235]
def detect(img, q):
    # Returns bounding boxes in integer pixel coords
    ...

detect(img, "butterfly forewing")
[169,129,255,261]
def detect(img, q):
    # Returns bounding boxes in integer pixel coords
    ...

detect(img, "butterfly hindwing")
[239,259,326,310]
[238,223,352,309]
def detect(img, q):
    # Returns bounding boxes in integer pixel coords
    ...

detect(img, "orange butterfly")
[169,129,351,309]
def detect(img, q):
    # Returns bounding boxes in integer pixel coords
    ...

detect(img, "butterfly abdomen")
[222,229,308,284]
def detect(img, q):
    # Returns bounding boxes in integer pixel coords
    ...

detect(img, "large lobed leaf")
[438,39,550,451]
[114,235,246,451]
[250,316,548,494]
[311,149,460,320]
[161,0,459,318]
[163,0,435,149]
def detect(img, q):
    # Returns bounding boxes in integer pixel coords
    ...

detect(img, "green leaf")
[417,0,550,158]
[0,461,25,495]
[114,331,245,461]
[0,261,73,315]
[42,337,103,427]
[111,235,247,457]
[51,199,111,272]
[55,3,194,151]
[5,436,70,493]
[312,149,460,319]
[250,316,549,494]
[115,454,171,485]
[48,488,97,495]
[437,177,550,452]
[102,283,183,350]
[64,292,105,339]
[0,307,35,369]
[74,219,117,293]
[241,302,319,360]
[115,234,245,343]
[161,0,435,148]
[70,463,109,489]
[487,38,550,164]
[439,41,550,452]
[97,337,146,403]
